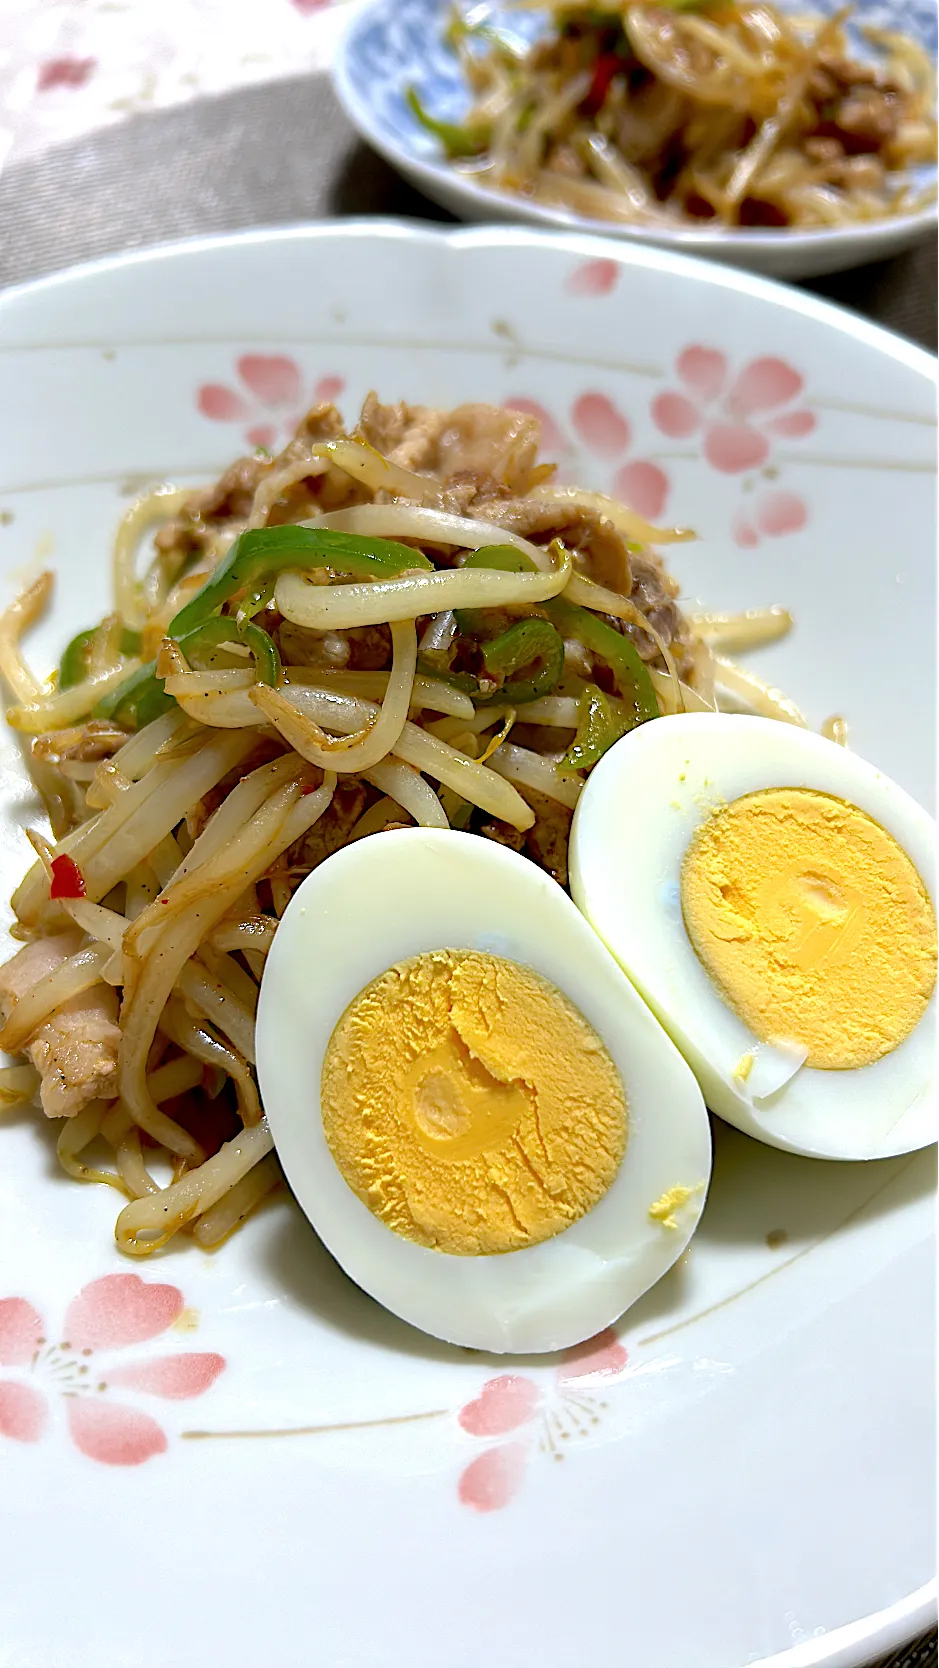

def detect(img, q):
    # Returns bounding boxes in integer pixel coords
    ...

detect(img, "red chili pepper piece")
[582,52,626,119]
[49,853,86,900]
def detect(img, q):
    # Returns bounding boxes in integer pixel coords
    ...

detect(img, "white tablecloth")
[0,0,354,169]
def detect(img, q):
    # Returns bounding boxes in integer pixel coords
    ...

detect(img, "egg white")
[256,828,711,1354]
[569,713,937,1162]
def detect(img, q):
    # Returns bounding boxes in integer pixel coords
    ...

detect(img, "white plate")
[333,0,938,280]
[0,222,934,1668]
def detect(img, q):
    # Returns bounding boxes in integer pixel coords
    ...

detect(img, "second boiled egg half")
[257,828,710,1354]
[570,714,936,1162]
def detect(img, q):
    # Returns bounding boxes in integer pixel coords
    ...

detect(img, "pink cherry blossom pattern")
[569,391,671,520]
[649,393,699,441]
[758,490,807,536]
[0,1298,44,1364]
[565,258,620,298]
[454,1327,629,1510]
[314,375,346,404]
[733,515,760,551]
[0,1276,225,1467]
[503,397,571,455]
[67,1399,168,1466]
[0,1382,47,1442]
[559,1327,628,1385]
[37,57,96,92]
[290,0,332,11]
[727,356,802,419]
[459,1443,528,1512]
[0,1304,48,1440]
[707,425,772,474]
[652,348,816,475]
[612,461,669,523]
[675,346,727,404]
[505,391,671,517]
[733,490,809,549]
[65,1274,183,1351]
[458,1374,542,1437]
[572,394,631,457]
[196,358,346,451]
[456,1374,540,1512]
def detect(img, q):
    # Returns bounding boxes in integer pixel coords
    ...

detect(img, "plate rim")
[332,0,939,263]
[0,215,934,1668]
[0,217,936,390]
[760,1582,936,1668]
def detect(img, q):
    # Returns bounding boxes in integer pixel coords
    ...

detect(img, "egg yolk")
[321,950,627,1255]
[681,787,937,1070]
[649,1184,699,1230]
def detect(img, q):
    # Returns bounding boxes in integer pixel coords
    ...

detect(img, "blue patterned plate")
[333,0,937,278]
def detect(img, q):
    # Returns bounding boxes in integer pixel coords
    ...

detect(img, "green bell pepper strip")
[100,524,431,730]
[562,686,631,773]
[58,629,97,690]
[480,618,565,704]
[454,545,540,638]
[94,661,174,729]
[546,597,658,728]
[168,526,432,639]
[236,578,276,624]
[405,89,490,159]
[427,546,564,703]
[454,542,658,725]
[461,545,534,575]
[444,13,522,54]
[95,617,281,730]
[175,615,281,687]
[416,655,479,696]
[421,621,564,704]
[60,625,145,691]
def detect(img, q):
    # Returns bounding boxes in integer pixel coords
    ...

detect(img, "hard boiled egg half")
[257,829,711,1354]
[570,714,937,1162]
